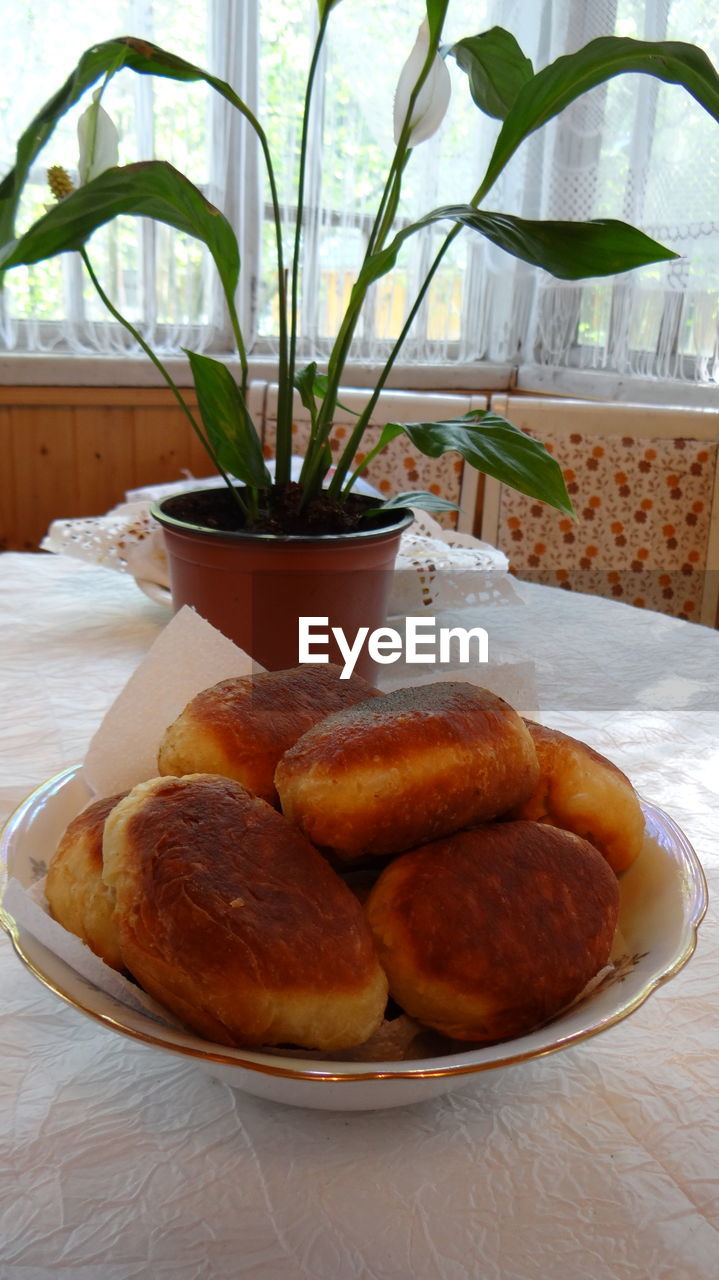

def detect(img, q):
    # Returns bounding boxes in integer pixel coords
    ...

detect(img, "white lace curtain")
[1,0,719,384]
[524,0,719,385]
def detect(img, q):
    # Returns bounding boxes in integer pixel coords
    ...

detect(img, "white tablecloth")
[1,552,718,1280]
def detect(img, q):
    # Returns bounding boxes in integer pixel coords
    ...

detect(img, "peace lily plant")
[2,1,719,534]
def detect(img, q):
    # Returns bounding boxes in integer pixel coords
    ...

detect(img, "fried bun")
[366,821,620,1043]
[101,773,388,1050]
[275,682,540,860]
[45,792,127,971]
[157,664,380,805]
[510,720,645,873]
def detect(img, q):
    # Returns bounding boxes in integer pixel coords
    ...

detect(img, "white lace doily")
[42,475,516,612]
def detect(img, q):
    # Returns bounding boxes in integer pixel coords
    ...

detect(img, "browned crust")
[524,719,631,783]
[275,683,540,858]
[510,720,645,873]
[45,791,128,970]
[366,821,620,1043]
[53,792,126,870]
[157,663,381,804]
[102,774,387,1049]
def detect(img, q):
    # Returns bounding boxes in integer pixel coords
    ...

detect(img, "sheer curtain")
[1,0,719,386]
[0,0,228,356]
[524,0,719,385]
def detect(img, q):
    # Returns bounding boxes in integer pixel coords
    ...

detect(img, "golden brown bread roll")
[157,664,380,805]
[366,821,620,1043]
[275,682,540,860]
[101,773,388,1050]
[45,792,127,971]
[509,720,645,873]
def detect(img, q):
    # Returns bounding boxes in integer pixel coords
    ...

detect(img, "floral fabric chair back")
[482,396,719,626]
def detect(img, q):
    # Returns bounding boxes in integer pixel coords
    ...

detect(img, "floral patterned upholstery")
[486,403,719,623]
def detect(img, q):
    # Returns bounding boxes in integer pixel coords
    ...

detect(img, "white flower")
[393,19,451,146]
[77,91,119,184]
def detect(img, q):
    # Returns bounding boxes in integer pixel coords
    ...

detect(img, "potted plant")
[2,3,718,672]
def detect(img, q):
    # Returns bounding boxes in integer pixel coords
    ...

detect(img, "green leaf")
[0,35,266,247]
[446,210,677,279]
[185,351,270,489]
[350,242,401,294]
[293,366,359,422]
[294,362,319,425]
[450,28,534,119]
[373,490,459,513]
[0,40,130,245]
[374,423,405,445]
[381,411,574,515]
[358,205,675,288]
[479,35,719,200]
[106,37,270,148]
[0,162,240,303]
[313,373,358,417]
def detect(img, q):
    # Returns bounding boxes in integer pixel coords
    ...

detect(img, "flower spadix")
[393,18,451,146]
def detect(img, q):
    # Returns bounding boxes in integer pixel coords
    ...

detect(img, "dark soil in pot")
[167,483,399,537]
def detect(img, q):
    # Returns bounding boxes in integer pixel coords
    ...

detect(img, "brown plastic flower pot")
[151,488,413,682]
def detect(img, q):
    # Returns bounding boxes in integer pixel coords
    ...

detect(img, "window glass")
[0,0,208,338]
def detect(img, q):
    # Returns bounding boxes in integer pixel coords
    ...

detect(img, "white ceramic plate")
[0,766,708,1111]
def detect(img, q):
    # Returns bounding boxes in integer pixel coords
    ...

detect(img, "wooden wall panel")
[133,406,199,490]
[73,405,135,519]
[0,407,17,551]
[0,387,206,550]
[12,405,78,550]
[187,418,216,480]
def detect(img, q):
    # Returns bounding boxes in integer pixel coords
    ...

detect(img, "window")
[0,0,212,354]
[2,0,719,389]
[528,0,719,387]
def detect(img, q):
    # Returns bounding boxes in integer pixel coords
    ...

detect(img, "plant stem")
[370,156,409,258]
[343,429,393,490]
[287,7,331,455]
[331,117,505,501]
[203,71,291,487]
[306,18,449,501]
[328,224,459,497]
[331,38,506,504]
[260,133,292,488]
[225,296,249,406]
[80,248,248,518]
[364,138,410,264]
